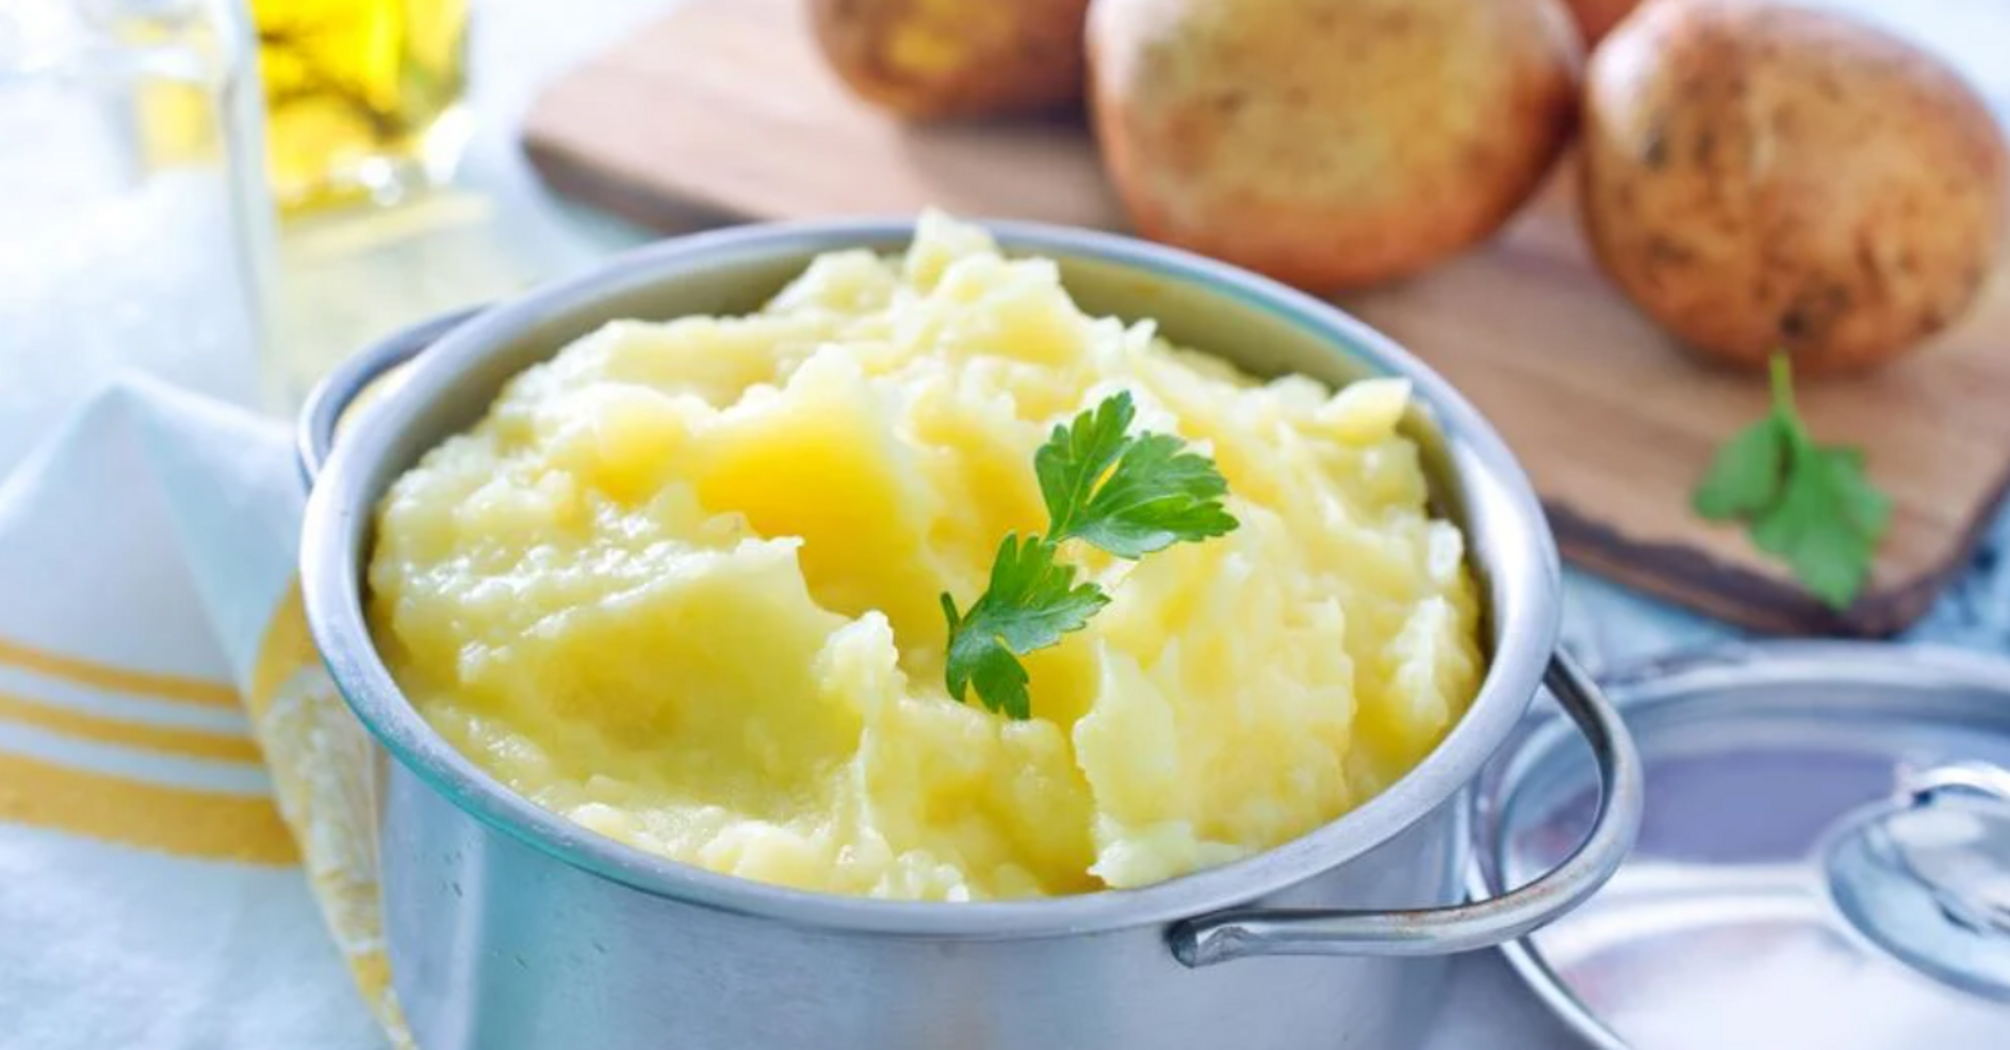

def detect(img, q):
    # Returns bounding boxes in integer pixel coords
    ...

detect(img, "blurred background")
[0,0,666,476]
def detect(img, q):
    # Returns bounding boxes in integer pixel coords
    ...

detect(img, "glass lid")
[1474,642,2010,1050]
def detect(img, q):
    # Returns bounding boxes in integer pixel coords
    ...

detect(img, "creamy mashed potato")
[368,213,1483,900]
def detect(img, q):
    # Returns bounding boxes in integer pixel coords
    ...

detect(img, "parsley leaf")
[1691,355,1890,611]
[1751,447,1887,609]
[1694,416,1790,520]
[943,392,1238,718]
[1035,391,1136,540]
[940,535,1108,720]
[1036,391,1239,557]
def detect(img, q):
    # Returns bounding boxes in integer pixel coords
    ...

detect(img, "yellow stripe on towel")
[0,691,263,765]
[0,750,296,864]
[247,587,319,723]
[0,635,239,709]
[248,583,416,1048]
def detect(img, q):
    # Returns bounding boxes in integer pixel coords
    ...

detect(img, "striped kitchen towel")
[0,375,403,1049]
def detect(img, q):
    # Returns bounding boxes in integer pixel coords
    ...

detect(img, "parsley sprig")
[1693,354,1891,610]
[940,392,1238,719]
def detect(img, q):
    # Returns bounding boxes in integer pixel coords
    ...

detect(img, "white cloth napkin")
[0,374,399,1050]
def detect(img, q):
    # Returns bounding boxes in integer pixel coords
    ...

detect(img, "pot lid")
[1473,641,2010,1050]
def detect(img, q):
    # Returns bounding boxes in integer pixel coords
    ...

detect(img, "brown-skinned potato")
[1580,0,2010,375]
[1087,0,1581,292]
[810,0,1091,120]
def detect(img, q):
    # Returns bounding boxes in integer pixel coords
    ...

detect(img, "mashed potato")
[367,213,1483,900]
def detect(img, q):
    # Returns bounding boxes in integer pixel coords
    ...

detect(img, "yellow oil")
[252,0,468,213]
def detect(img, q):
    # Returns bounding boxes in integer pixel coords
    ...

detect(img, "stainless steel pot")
[297,219,1643,1050]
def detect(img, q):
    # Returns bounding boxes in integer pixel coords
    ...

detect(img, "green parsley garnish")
[940,536,1108,722]
[1693,354,1891,610]
[941,392,1238,719]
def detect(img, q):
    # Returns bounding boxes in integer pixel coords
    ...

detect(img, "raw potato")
[1564,0,1640,44]
[810,0,1091,119]
[1088,0,1581,291]
[1581,0,2010,375]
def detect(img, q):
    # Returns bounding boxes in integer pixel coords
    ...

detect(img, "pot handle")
[295,306,484,486]
[1169,652,1642,967]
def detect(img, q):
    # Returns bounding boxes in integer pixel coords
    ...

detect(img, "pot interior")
[359,228,1526,655]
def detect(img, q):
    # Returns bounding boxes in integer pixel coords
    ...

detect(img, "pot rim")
[299,216,1562,938]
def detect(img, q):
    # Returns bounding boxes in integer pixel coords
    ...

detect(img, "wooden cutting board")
[521,0,2010,637]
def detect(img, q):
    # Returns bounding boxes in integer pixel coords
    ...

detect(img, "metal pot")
[297,219,1643,1050]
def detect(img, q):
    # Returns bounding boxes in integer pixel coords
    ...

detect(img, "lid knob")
[1824,761,2010,1000]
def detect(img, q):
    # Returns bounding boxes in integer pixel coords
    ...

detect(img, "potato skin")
[1563,0,1640,44]
[1581,0,2010,375]
[1088,0,1580,291]
[811,0,1091,120]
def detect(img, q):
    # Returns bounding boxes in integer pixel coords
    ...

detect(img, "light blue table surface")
[270,2,2010,1045]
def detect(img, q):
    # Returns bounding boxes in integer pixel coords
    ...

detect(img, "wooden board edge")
[523,135,755,235]
[1550,504,1882,636]
[1547,445,2010,637]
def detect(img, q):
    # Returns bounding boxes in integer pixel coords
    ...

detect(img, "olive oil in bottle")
[251,0,468,212]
